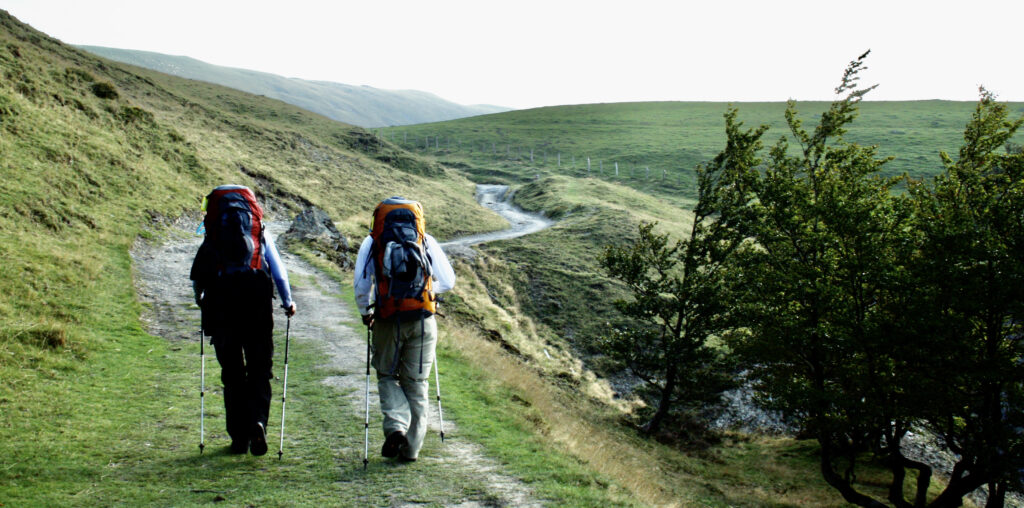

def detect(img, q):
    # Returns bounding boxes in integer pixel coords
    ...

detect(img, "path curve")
[132,217,541,508]
[442,184,552,256]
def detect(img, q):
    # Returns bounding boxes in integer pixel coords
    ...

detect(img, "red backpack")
[203,185,266,275]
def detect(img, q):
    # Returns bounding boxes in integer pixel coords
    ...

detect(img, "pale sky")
[3,0,1022,109]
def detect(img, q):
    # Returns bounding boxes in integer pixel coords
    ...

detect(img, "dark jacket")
[190,239,273,337]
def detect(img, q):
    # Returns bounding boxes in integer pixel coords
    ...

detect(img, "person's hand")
[284,303,297,317]
[361,314,374,328]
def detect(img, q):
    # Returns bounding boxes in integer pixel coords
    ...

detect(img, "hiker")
[190,185,297,456]
[354,196,455,462]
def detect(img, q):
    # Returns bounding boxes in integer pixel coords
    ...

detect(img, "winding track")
[441,184,552,251]
[132,185,548,507]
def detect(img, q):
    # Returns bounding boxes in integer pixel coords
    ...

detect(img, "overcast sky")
[4,0,1022,109]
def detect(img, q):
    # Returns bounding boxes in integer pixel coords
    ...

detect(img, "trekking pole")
[277,316,291,460]
[434,356,446,442]
[363,326,371,469]
[199,327,206,455]
[434,297,446,442]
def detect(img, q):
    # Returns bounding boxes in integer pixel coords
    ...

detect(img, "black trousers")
[212,306,274,444]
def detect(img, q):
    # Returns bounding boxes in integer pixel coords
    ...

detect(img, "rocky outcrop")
[279,207,355,270]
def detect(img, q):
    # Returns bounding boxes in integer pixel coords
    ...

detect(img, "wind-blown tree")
[598,109,762,435]
[905,90,1024,507]
[722,53,921,506]
[722,54,1024,507]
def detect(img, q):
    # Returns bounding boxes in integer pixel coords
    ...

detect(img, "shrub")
[119,105,153,124]
[65,67,95,83]
[90,81,118,100]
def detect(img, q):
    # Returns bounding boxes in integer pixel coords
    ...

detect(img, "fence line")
[371,128,691,186]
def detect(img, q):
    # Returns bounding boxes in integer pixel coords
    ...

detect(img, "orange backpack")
[370,197,436,320]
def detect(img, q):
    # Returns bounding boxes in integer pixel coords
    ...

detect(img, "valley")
[2,8,1021,507]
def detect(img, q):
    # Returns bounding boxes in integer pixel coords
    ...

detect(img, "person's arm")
[353,236,375,323]
[263,235,296,316]
[425,234,456,294]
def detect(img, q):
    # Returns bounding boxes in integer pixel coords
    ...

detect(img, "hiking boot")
[229,440,249,455]
[381,431,407,458]
[250,422,268,456]
[398,441,415,462]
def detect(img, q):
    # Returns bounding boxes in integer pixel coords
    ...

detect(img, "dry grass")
[443,318,685,506]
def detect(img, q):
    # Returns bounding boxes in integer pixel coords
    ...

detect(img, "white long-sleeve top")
[353,233,455,316]
[263,234,294,309]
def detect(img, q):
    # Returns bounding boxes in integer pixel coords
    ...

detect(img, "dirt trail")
[132,217,541,507]
[441,184,552,257]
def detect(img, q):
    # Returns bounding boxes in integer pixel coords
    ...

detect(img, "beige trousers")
[371,315,437,460]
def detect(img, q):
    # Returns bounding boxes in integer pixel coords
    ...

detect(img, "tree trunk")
[643,363,677,435]
[888,454,911,508]
[984,482,1004,508]
[820,440,889,508]
[928,471,988,508]
[905,456,932,508]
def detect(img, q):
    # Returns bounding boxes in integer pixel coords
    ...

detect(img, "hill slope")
[78,45,510,127]
[1,10,960,507]
[389,99,1024,203]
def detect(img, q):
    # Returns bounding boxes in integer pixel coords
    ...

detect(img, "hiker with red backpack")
[354,197,455,462]
[190,185,297,456]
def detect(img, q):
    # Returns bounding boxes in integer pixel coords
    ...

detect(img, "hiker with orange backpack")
[190,185,297,456]
[354,197,455,462]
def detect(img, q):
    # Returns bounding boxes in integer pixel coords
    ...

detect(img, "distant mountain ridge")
[78,45,510,127]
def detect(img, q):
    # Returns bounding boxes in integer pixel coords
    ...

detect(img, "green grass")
[465,175,695,361]
[0,9,986,507]
[0,7,503,333]
[1,237,591,506]
[384,100,1024,202]
[0,10,512,506]
[300,245,636,507]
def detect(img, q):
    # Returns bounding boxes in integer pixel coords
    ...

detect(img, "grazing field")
[386,100,1024,201]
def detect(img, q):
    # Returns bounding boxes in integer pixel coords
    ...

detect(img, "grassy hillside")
[384,95,1024,377]
[79,45,511,128]
[386,80,1018,506]
[471,176,695,358]
[0,9,974,507]
[383,100,1024,202]
[0,7,507,329]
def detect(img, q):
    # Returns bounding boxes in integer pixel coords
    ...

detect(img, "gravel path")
[132,214,541,507]
[441,184,552,258]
